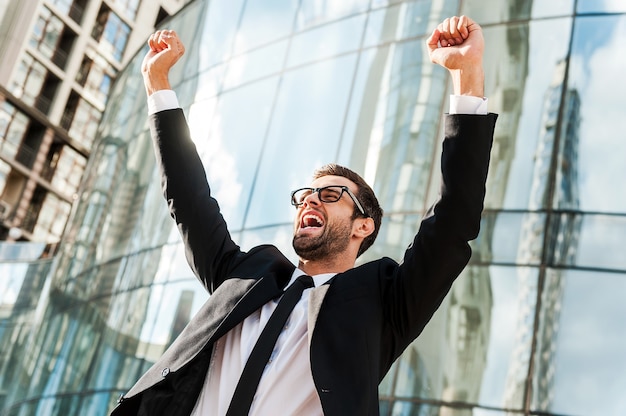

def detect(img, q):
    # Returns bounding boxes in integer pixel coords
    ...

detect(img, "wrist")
[143,73,171,96]
[450,66,484,97]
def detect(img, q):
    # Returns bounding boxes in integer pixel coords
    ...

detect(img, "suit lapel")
[307,283,330,345]
[212,274,283,341]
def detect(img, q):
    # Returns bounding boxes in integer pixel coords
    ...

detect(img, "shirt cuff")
[147,90,180,115]
[449,95,488,115]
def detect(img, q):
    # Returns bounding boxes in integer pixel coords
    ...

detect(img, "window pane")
[223,41,287,90]
[10,54,47,107]
[363,4,402,48]
[0,102,29,160]
[93,7,130,61]
[50,145,87,196]
[532,0,574,18]
[575,214,626,271]
[287,14,365,68]
[30,7,63,60]
[343,38,445,214]
[194,0,246,71]
[481,18,573,210]
[234,0,298,54]
[471,211,545,266]
[68,98,101,148]
[79,48,116,106]
[577,0,626,13]
[109,0,141,20]
[296,0,369,30]
[245,54,358,228]
[570,15,626,213]
[387,266,539,410]
[187,77,279,230]
[33,192,71,241]
[537,269,626,415]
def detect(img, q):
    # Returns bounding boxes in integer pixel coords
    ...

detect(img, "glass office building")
[1,0,625,414]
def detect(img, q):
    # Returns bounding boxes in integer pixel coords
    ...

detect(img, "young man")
[113,15,497,416]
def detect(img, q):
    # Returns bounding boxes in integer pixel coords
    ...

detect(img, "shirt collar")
[288,268,335,288]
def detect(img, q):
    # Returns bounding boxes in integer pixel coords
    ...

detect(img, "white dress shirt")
[147,90,488,415]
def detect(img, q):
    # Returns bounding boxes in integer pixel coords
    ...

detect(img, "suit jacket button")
[161,367,170,377]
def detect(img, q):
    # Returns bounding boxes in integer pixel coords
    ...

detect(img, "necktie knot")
[293,274,314,291]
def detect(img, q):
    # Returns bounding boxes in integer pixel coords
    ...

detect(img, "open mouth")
[300,213,324,229]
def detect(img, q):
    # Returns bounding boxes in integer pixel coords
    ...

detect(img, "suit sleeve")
[382,113,497,351]
[149,108,241,293]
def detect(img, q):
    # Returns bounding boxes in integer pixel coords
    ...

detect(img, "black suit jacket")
[112,109,497,415]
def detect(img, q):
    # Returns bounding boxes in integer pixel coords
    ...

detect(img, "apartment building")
[0,0,185,246]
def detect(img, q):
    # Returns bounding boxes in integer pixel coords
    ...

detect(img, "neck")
[297,255,355,276]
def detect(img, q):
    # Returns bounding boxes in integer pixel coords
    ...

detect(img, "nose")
[302,190,322,208]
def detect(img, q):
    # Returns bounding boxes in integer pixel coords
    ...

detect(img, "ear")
[352,217,375,239]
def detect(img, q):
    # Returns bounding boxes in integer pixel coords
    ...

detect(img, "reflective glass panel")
[463,0,572,24]
[388,266,538,410]
[577,0,626,13]
[234,0,298,54]
[471,211,545,266]
[189,77,279,230]
[575,214,626,271]
[359,37,446,214]
[535,269,626,415]
[481,18,573,210]
[194,0,245,71]
[532,0,574,18]
[363,5,402,48]
[287,14,366,68]
[296,0,369,30]
[244,54,358,228]
[569,14,626,213]
[223,41,287,90]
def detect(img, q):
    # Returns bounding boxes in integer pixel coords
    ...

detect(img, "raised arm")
[141,31,241,293]
[382,16,496,352]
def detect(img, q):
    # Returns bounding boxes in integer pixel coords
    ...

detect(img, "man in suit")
[112,15,497,416]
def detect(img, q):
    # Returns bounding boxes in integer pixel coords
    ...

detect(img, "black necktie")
[226,275,315,416]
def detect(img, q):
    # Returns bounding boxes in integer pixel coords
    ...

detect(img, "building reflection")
[504,59,582,411]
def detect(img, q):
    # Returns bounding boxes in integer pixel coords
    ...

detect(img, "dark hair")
[313,163,383,257]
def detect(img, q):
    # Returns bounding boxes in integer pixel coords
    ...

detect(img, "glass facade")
[0,0,625,415]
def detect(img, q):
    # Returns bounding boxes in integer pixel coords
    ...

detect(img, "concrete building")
[0,0,186,245]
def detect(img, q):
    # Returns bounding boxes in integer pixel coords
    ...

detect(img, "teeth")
[303,214,323,227]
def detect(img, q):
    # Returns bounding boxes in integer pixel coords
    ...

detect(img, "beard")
[293,217,353,261]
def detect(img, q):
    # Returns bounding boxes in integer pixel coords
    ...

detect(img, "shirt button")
[161,367,170,377]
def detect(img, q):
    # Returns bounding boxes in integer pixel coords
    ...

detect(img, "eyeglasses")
[291,185,368,217]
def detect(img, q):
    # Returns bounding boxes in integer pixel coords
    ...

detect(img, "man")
[112,15,497,416]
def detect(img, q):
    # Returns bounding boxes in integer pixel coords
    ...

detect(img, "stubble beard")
[293,218,352,262]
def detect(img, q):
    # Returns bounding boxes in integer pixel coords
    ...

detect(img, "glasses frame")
[291,185,368,217]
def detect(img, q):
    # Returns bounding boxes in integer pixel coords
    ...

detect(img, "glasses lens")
[318,186,343,202]
[292,188,313,205]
